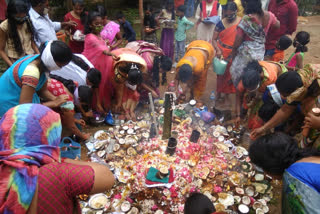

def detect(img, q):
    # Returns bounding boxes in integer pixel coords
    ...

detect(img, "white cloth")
[41,41,60,71]
[195,2,222,42]
[51,54,94,86]
[267,84,283,107]
[29,8,61,47]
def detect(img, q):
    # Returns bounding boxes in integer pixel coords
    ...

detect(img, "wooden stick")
[148,92,158,136]
[162,93,173,140]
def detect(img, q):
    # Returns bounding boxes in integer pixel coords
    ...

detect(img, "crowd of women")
[0,0,319,213]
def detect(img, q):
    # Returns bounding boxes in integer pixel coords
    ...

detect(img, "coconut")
[88,194,109,210]
[256,208,264,214]
[113,144,121,152]
[127,129,135,135]
[262,205,269,213]
[121,201,131,212]
[235,187,244,195]
[242,196,251,205]
[238,204,249,213]
[253,201,263,210]
[189,99,197,106]
[234,196,242,204]
[118,138,125,145]
[218,136,225,142]
[254,173,264,181]
[213,131,220,138]
[218,193,234,208]
[245,186,255,197]
[97,150,106,158]
[127,147,137,156]
[128,207,139,214]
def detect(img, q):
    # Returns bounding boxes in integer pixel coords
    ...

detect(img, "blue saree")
[0,55,47,116]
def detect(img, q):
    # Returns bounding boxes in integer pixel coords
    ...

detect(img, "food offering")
[81,104,275,213]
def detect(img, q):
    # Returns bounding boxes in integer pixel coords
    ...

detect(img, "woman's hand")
[250,126,265,140]
[55,95,69,107]
[81,133,91,141]
[76,119,86,127]
[112,54,120,61]
[151,90,159,98]
[235,116,241,127]
[216,48,223,59]
[84,111,94,118]
[304,112,320,130]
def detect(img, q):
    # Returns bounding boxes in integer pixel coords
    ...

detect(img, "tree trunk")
[139,0,144,39]
[66,0,72,11]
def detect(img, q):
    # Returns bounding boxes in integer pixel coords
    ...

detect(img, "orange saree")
[216,21,239,94]
[177,40,215,99]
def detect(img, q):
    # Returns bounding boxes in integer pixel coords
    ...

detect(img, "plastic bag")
[195,107,215,123]
[105,111,114,125]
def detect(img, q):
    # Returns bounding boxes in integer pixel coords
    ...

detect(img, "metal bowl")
[89,116,105,126]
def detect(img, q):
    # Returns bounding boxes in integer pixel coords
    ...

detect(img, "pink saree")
[82,33,114,109]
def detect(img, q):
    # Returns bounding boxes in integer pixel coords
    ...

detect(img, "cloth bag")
[59,137,81,159]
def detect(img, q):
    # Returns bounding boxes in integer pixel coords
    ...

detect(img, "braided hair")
[249,132,320,175]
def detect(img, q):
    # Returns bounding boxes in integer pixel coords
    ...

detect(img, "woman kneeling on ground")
[251,64,320,147]
[0,104,115,213]
[249,132,320,213]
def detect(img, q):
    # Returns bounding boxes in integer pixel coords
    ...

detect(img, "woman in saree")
[251,64,320,145]
[230,0,279,88]
[249,132,320,214]
[0,40,72,116]
[82,11,120,113]
[100,48,147,120]
[175,40,215,100]
[126,40,173,102]
[0,104,115,213]
[212,2,240,106]
[235,60,287,128]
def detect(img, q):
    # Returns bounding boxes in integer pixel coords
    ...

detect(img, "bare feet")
[130,111,136,122]
[125,110,131,121]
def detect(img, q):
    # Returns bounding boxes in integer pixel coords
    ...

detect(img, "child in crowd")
[275,35,292,59]
[47,78,93,141]
[286,31,310,70]
[159,0,175,60]
[184,193,216,214]
[116,12,136,42]
[175,5,194,63]
[64,0,86,53]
